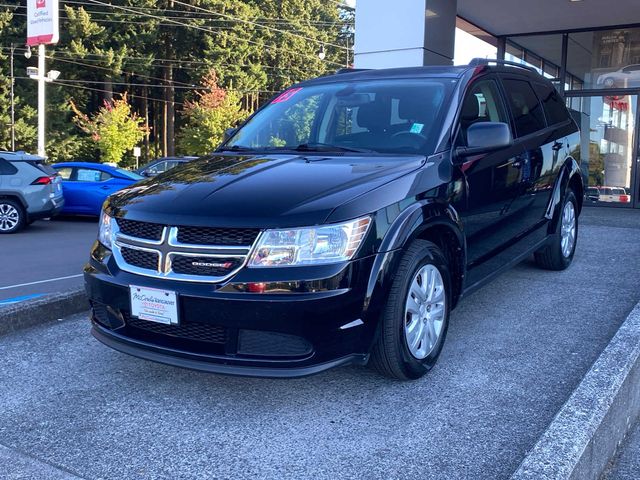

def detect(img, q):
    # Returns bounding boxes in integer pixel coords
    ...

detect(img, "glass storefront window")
[568,28,640,90]
[568,95,636,205]
[505,35,563,78]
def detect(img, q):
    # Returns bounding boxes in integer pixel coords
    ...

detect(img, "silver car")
[597,64,640,88]
[0,151,65,233]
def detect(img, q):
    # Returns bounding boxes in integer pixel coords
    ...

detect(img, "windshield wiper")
[293,143,375,154]
[217,145,256,152]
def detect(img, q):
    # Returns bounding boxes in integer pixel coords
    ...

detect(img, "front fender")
[361,200,466,345]
[378,199,465,253]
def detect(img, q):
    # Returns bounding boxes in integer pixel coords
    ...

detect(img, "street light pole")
[9,43,15,151]
[37,44,46,158]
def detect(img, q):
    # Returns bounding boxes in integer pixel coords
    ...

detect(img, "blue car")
[52,162,143,216]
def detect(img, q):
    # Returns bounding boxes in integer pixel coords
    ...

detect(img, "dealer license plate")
[130,285,179,325]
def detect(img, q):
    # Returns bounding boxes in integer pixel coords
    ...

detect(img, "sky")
[453,28,497,65]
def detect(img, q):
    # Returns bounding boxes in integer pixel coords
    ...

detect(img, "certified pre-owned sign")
[27,0,60,46]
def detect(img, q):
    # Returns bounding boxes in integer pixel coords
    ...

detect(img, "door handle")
[552,141,564,152]
[100,185,111,190]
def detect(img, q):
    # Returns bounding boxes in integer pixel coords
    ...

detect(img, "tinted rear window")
[502,78,546,137]
[533,82,569,126]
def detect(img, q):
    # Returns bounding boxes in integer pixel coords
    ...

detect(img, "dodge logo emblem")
[191,261,233,269]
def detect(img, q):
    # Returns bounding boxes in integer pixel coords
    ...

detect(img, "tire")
[0,199,26,234]
[534,190,578,270]
[604,77,616,88]
[370,240,451,380]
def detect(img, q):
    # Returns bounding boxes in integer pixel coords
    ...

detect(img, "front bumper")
[85,244,386,377]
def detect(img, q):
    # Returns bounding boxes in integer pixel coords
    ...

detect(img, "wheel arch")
[546,156,583,233]
[0,192,28,211]
[366,201,466,319]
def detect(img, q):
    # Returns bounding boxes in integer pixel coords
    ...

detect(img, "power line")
[14,76,186,105]
[44,50,304,74]
[82,0,344,68]
[46,53,303,81]
[170,0,348,50]
[1,45,315,84]
[40,54,205,88]
[43,78,207,89]
[8,10,242,28]
[41,77,279,94]
[59,1,353,26]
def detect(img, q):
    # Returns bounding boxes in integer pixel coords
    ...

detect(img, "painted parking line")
[0,274,84,291]
[0,294,44,305]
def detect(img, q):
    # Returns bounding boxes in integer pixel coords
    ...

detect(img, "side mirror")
[223,127,237,143]
[456,122,513,158]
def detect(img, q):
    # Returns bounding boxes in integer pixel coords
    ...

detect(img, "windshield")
[224,78,457,155]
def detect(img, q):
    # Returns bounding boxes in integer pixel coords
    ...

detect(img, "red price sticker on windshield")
[272,87,303,104]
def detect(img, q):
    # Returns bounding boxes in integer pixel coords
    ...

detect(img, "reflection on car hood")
[108,153,425,228]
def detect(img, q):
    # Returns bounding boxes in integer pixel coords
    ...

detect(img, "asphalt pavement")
[0,217,97,303]
[0,207,639,479]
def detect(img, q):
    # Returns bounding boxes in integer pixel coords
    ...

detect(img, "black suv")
[85,60,582,380]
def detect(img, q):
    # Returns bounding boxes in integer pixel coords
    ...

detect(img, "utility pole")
[162,0,176,157]
[37,44,46,158]
[9,43,15,151]
[26,0,59,158]
[346,36,350,68]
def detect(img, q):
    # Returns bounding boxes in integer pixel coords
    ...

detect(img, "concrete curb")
[0,286,88,336]
[511,301,640,480]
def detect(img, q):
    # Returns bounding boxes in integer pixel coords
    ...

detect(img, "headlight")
[98,211,114,249]
[248,216,371,267]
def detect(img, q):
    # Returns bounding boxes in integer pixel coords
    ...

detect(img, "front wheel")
[534,190,578,270]
[370,240,451,380]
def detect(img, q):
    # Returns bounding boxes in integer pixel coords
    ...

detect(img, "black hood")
[108,153,425,228]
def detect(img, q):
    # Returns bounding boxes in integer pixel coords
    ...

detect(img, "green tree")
[177,71,246,154]
[72,93,147,165]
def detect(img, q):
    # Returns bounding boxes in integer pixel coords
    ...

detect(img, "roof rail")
[334,68,371,75]
[468,58,539,74]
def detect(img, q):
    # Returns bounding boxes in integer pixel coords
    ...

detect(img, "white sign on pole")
[27,0,60,46]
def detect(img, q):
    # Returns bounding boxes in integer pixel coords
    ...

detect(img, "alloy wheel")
[404,264,446,359]
[560,201,576,258]
[0,203,19,232]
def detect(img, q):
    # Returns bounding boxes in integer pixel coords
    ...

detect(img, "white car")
[598,186,631,203]
[597,64,640,88]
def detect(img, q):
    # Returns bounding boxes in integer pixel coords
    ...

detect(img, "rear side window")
[502,78,546,137]
[0,159,18,175]
[76,168,105,182]
[55,167,73,180]
[533,83,569,126]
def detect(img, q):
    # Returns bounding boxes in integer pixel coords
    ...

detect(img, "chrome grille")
[111,218,260,283]
[120,246,159,271]
[177,226,260,246]
[116,218,164,241]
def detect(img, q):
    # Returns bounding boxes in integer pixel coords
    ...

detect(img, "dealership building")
[355,0,640,209]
